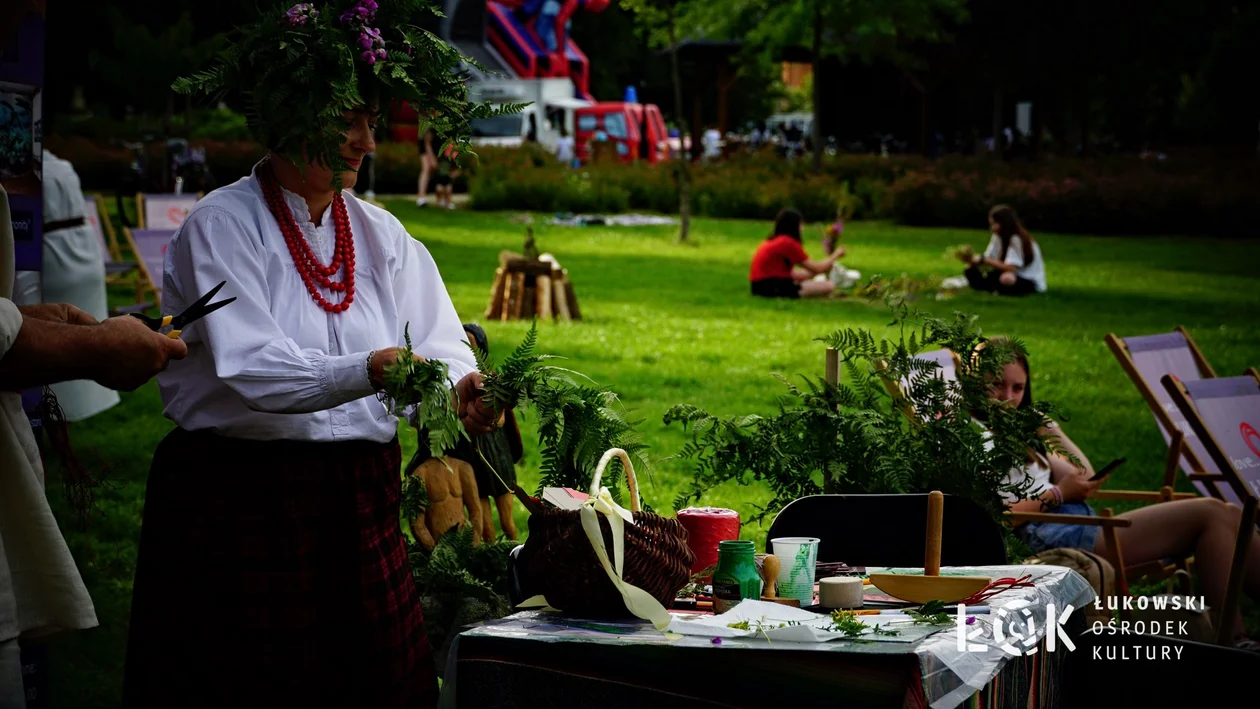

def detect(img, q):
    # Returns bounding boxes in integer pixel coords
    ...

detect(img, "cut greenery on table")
[905,600,954,625]
[828,610,901,638]
[406,524,517,671]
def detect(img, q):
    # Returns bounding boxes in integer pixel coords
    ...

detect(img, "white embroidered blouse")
[157,162,477,443]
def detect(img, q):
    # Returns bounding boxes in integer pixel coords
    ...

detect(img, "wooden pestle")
[761,554,780,599]
[925,490,944,576]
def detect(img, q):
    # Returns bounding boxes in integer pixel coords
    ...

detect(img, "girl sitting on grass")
[956,205,1046,296]
[749,208,846,299]
[975,339,1260,651]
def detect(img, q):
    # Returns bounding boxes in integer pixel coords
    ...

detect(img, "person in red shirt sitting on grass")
[749,208,847,298]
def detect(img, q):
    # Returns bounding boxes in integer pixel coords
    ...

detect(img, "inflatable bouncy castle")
[486,0,609,100]
[388,0,610,142]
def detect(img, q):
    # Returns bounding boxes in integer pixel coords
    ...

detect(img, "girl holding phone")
[974,338,1260,650]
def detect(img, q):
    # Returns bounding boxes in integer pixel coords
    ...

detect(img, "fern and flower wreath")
[173,0,521,186]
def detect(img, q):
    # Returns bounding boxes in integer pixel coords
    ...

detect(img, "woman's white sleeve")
[983,234,1001,259]
[1005,239,1026,268]
[391,226,478,388]
[165,206,375,414]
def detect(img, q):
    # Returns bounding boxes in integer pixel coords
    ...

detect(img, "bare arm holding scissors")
[0,301,187,392]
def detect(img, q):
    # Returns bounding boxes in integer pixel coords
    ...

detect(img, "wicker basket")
[518,448,695,619]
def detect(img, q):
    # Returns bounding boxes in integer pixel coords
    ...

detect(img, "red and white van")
[575,102,669,165]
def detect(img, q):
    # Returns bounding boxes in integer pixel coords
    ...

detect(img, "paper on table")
[665,599,920,643]
[542,487,590,510]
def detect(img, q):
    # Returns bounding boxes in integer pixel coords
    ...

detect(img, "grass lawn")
[38,202,1260,707]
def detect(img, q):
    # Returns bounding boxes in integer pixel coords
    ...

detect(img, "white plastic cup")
[770,537,820,604]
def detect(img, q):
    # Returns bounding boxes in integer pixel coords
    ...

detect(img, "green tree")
[620,0,697,244]
[688,0,966,171]
[87,10,225,126]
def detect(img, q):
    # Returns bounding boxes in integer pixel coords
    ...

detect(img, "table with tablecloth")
[438,564,1096,709]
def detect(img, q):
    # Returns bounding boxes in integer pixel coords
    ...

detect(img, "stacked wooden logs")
[485,250,582,322]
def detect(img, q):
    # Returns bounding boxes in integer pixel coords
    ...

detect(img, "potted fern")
[664,300,1065,530]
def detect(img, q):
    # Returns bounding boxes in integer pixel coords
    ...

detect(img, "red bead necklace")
[259,162,356,313]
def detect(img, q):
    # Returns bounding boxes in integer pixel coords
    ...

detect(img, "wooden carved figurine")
[451,323,525,541]
[408,455,484,551]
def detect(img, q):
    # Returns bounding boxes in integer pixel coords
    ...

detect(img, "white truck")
[468,77,591,152]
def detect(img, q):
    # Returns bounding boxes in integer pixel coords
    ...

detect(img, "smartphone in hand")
[1090,457,1125,481]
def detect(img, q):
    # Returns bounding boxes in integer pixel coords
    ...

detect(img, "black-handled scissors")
[130,280,236,339]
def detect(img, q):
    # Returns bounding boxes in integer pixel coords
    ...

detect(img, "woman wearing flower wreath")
[121,2,504,706]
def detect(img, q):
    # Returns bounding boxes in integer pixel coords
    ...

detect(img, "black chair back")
[763,493,1007,567]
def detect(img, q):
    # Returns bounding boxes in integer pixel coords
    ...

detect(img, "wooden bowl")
[866,573,992,604]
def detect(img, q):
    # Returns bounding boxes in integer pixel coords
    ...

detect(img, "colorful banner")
[142,193,198,231]
[1183,377,1260,501]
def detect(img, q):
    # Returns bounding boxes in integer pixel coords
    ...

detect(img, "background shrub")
[47,133,1260,236]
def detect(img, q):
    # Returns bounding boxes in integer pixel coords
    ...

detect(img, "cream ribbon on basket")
[518,449,673,630]
[576,485,673,630]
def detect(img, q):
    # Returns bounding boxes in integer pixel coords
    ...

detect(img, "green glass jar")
[711,540,762,613]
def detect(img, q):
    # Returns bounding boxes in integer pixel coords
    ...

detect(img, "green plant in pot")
[664,298,1069,535]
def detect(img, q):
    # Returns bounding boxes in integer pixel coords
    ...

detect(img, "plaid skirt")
[122,428,438,708]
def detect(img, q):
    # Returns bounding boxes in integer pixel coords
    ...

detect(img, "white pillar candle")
[818,576,864,609]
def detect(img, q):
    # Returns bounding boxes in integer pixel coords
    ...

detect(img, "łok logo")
[1242,422,1260,458]
[168,207,188,226]
[957,601,1076,655]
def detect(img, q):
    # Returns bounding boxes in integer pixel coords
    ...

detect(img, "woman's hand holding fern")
[370,347,422,390]
[455,372,497,435]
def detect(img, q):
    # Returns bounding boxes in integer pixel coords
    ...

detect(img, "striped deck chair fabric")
[1112,330,1238,505]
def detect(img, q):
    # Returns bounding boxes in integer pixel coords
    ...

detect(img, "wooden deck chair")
[82,194,155,315]
[1162,372,1260,645]
[136,192,200,230]
[83,193,124,263]
[122,228,176,306]
[912,348,959,381]
[1105,328,1242,506]
[893,347,960,421]
[84,193,142,279]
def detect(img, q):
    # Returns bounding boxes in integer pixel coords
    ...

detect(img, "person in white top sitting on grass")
[956,204,1046,296]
